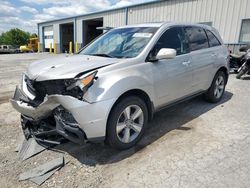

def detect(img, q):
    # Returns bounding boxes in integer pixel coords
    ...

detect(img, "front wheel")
[106,96,148,150]
[204,71,226,103]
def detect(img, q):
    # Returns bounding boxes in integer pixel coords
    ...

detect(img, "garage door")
[43,26,53,49]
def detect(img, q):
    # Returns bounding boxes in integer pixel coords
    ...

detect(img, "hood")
[26,54,118,81]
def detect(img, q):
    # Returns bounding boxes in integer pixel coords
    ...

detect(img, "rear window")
[205,30,221,47]
[184,27,209,51]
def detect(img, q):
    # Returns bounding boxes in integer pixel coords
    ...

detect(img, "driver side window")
[150,27,189,57]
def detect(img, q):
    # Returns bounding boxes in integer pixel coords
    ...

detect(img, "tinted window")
[151,27,189,57]
[185,27,209,51]
[206,30,221,47]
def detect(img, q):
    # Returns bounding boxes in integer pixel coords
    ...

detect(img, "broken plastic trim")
[67,70,97,91]
[21,107,86,145]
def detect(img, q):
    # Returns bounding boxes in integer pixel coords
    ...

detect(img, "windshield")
[80,27,158,58]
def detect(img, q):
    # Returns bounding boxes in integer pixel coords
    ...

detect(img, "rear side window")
[151,27,189,56]
[205,30,221,47]
[184,27,209,51]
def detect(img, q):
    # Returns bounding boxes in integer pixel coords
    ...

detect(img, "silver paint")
[11,22,229,140]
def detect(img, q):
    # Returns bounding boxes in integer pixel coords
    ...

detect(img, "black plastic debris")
[19,157,64,185]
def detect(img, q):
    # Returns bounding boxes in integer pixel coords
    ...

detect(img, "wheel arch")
[107,89,154,129]
[217,66,229,84]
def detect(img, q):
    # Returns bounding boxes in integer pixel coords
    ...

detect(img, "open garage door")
[60,23,74,53]
[43,26,53,52]
[82,18,103,47]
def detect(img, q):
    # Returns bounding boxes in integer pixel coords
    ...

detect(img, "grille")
[33,80,66,101]
[33,79,83,102]
[24,77,82,104]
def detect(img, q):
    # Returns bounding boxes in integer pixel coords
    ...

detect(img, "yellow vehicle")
[20,38,39,52]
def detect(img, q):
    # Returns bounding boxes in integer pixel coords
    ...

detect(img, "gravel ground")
[0,53,250,188]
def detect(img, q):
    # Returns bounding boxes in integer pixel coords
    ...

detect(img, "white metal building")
[38,0,250,53]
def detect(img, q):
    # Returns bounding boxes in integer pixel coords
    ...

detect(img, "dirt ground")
[0,53,250,188]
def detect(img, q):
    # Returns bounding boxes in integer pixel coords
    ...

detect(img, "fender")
[83,63,157,105]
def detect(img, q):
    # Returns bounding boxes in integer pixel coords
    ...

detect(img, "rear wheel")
[204,71,226,103]
[106,96,148,150]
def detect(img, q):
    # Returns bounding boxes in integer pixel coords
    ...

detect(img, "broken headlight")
[66,70,97,95]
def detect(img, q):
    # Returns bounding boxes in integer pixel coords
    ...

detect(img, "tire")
[204,71,226,103]
[236,67,247,79]
[106,96,148,150]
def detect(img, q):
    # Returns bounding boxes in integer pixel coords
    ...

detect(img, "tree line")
[0,28,37,46]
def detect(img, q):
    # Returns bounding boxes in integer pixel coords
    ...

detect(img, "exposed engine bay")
[11,69,110,145]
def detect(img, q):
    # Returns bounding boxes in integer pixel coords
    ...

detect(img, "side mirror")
[156,48,176,60]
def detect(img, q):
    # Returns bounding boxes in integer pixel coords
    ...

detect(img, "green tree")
[0,28,31,46]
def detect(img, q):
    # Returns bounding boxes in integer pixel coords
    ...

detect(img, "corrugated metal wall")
[76,9,126,45]
[38,0,250,52]
[126,0,250,44]
[103,9,126,27]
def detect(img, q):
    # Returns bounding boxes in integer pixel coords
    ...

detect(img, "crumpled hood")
[26,54,118,81]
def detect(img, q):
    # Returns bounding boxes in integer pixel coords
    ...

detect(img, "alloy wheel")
[116,105,144,143]
[214,75,225,99]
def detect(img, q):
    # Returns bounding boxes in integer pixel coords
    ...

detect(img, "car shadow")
[53,91,233,166]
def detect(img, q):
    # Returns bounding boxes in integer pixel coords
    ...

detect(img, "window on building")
[239,19,250,43]
[184,27,209,51]
[205,30,221,47]
[151,27,189,56]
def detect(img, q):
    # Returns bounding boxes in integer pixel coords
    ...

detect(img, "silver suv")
[11,22,229,150]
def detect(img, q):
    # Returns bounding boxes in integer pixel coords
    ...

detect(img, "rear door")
[149,26,193,107]
[184,26,214,91]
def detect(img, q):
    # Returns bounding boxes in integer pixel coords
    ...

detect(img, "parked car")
[0,45,20,54]
[11,22,229,150]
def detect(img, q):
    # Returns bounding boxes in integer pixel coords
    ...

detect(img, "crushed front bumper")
[10,86,116,144]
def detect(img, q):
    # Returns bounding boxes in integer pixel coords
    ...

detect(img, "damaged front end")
[10,71,98,145]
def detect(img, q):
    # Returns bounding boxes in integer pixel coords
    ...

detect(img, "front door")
[149,26,193,108]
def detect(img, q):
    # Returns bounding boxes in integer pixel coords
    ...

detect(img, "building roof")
[38,0,161,25]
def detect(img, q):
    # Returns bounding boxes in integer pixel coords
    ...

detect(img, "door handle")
[182,61,190,66]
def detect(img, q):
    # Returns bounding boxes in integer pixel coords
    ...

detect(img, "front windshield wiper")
[89,53,115,58]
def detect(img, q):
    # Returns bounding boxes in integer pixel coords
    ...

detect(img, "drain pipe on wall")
[125,7,128,25]
[74,17,77,53]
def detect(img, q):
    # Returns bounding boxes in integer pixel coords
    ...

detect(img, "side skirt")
[154,90,206,114]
